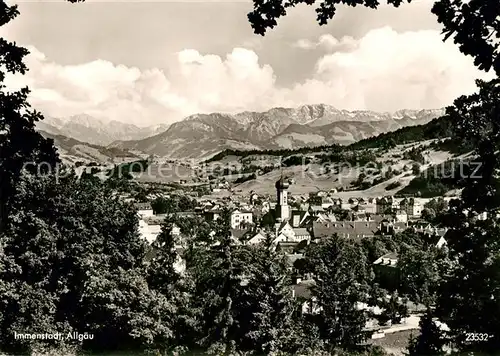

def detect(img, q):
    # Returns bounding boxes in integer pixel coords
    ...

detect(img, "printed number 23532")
[465,333,493,342]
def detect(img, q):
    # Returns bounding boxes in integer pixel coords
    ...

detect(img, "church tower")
[275,176,290,221]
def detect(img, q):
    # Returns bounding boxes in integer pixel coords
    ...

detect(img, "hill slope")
[39,130,140,165]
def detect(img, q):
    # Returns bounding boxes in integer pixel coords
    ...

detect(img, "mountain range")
[109,105,445,159]
[36,114,171,146]
[35,105,445,161]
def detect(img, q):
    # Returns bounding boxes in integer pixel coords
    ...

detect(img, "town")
[2,0,499,354]
[129,173,462,343]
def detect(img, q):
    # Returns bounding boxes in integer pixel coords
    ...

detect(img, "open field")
[131,163,196,183]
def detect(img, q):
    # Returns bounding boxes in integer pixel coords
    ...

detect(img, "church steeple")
[275,175,290,221]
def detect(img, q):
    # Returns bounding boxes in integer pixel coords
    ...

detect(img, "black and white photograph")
[0,0,499,354]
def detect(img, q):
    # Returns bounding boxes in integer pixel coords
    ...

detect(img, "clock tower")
[275,176,290,221]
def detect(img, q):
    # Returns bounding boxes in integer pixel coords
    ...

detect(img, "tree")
[248,0,500,76]
[421,207,436,222]
[355,172,366,187]
[431,79,500,353]
[0,173,173,354]
[377,291,409,326]
[407,310,446,356]
[260,210,277,230]
[446,79,500,213]
[146,215,194,352]
[238,234,299,354]
[398,247,443,308]
[303,236,373,352]
[0,2,59,232]
[151,196,174,215]
[185,209,245,354]
[424,198,448,215]
[435,218,500,353]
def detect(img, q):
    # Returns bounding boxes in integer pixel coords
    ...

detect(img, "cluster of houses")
[135,177,453,252]
[132,177,461,338]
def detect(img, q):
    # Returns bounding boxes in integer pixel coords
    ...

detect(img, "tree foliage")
[0,2,59,231]
[303,236,374,351]
[0,173,175,354]
[407,310,447,356]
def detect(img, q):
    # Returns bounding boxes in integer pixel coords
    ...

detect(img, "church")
[273,176,311,246]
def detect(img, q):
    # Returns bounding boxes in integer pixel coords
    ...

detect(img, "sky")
[2,0,494,127]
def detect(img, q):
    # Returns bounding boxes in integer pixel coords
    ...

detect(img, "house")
[204,209,221,222]
[308,193,323,206]
[275,241,300,253]
[395,210,408,223]
[286,253,305,275]
[262,201,271,214]
[246,231,267,245]
[321,196,334,209]
[290,210,310,228]
[412,224,448,239]
[291,280,320,315]
[230,229,251,244]
[374,252,398,266]
[370,214,396,223]
[145,246,186,274]
[230,209,253,229]
[314,212,336,224]
[309,205,325,214]
[379,220,408,235]
[312,221,379,239]
[376,197,393,214]
[373,252,399,291]
[135,202,153,218]
[138,219,161,244]
[275,221,311,243]
[435,235,447,248]
[400,198,424,217]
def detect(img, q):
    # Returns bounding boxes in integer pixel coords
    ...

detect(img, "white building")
[136,202,153,218]
[395,210,408,223]
[138,219,161,244]
[274,221,311,243]
[246,231,267,245]
[230,209,253,229]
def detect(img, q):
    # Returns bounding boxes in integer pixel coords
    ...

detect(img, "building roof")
[246,231,267,244]
[231,228,252,240]
[135,202,152,210]
[370,214,394,223]
[276,220,291,232]
[275,176,290,189]
[312,221,379,239]
[164,211,197,218]
[373,252,398,266]
[231,209,253,215]
[143,216,164,225]
[291,209,308,220]
[293,228,310,236]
